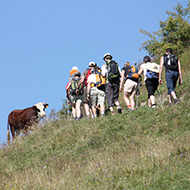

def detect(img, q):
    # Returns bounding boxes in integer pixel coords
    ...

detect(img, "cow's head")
[33,102,49,118]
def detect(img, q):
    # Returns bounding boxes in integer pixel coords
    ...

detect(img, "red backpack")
[84,69,91,86]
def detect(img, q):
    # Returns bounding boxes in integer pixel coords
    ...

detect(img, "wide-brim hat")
[103,53,113,60]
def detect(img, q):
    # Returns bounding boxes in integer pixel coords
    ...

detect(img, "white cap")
[88,61,96,67]
[71,66,78,70]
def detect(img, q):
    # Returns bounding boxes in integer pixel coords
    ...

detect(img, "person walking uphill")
[120,62,139,111]
[77,62,97,118]
[101,53,122,115]
[159,48,182,105]
[138,56,160,108]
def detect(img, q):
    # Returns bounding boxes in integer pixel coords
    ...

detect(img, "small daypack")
[90,69,106,89]
[164,54,178,71]
[70,78,82,95]
[146,70,158,79]
[106,60,120,81]
[125,65,139,79]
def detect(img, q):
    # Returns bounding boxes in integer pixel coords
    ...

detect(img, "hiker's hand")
[76,89,79,95]
[179,79,182,85]
[159,79,162,84]
[119,86,122,92]
[87,94,90,101]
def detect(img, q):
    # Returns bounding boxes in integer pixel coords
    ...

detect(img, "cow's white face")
[34,102,48,118]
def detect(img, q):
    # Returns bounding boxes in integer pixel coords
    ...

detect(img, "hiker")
[101,53,122,115]
[66,70,83,120]
[159,48,182,105]
[120,62,139,110]
[138,56,160,108]
[66,66,79,106]
[78,62,97,118]
[87,65,106,118]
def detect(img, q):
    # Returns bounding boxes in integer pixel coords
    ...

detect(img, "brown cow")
[7,102,49,143]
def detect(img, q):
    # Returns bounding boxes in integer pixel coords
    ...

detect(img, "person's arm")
[159,56,164,84]
[119,70,125,92]
[138,67,143,75]
[178,59,182,85]
[101,64,106,78]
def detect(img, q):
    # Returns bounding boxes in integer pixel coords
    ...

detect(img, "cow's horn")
[42,102,47,105]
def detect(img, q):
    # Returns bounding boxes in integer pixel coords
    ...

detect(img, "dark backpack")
[70,78,82,95]
[106,60,120,81]
[164,54,178,71]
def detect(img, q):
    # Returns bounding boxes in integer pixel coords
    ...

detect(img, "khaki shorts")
[124,79,137,93]
[70,95,83,104]
[90,88,105,106]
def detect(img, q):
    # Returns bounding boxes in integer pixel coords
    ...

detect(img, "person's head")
[124,62,130,67]
[88,61,97,69]
[74,71,81,78]
[103,53,113,61]
[143,56,151,63]
[165,48,173,55]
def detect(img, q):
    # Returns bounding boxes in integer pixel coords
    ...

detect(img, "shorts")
[145,78,159,98]
[70,95,83,104]
[90,88,105,106]
[124,79,137,93]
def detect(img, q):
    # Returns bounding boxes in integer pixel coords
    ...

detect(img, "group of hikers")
[66,48,182,120]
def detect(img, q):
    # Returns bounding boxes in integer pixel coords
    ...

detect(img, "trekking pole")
[136,76,142,109]
[157,89,163,107]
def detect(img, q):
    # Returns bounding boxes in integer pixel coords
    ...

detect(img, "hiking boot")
[117,106,122,114]
[151,104,156,108]
[168,102,172,106]
[174,98,180,104]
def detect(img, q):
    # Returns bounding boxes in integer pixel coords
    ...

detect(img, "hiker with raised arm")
[138,56,160,108]
[87,63,106,118]
[159,48,182,105]
[101,53,122,115]
[120,62,139,111]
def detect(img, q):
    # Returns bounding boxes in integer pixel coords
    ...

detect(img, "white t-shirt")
[140,63,148,81]
[87,74,97,89]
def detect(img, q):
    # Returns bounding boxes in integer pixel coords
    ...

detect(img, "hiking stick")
[157,89,162,107]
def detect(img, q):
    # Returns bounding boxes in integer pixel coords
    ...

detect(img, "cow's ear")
[44,104,49,108]
[33,105,37,110]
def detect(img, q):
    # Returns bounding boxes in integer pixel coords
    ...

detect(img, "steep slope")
[0,49,190,190]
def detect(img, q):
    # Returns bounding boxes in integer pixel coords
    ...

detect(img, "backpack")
[125,65,139,79]
[164,54,178,71]
[70,78,82,95]
[90,69,106,89]
[146,70,158,79]
[145,62,159,79]
[106,60,120,81]
[84,69,91,86]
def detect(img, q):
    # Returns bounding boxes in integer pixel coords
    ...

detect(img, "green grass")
[0,49,190,190]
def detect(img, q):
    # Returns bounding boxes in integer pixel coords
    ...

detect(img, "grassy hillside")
[0,49,190,190]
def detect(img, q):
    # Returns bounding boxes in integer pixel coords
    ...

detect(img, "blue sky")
[0,0,188,144]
